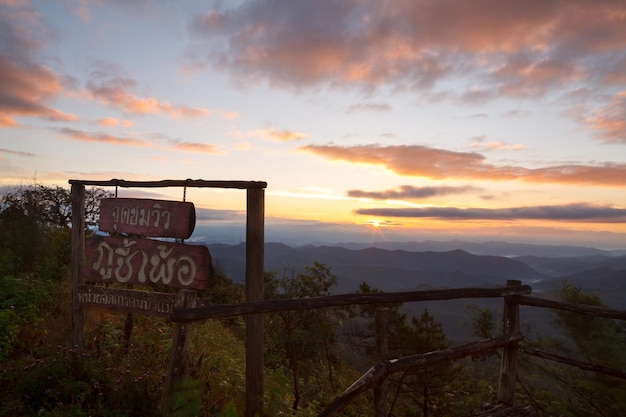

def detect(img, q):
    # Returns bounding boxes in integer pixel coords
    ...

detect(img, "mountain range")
[204,240,626,341]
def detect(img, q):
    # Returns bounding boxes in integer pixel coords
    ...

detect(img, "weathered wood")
[69,178,267,189]
[171,285,532,322]
[517,295,626,320]
[318,333,523,417]
[498,280,521,406]
[71,183,86,352]
[163,290,198,416]
[475,403,539,417]
[99,198,195,238]
[84,236,212,289]
[519,346,626,380]
[245,188,264,417]
[77,285,179,318]
[374,308,390,417]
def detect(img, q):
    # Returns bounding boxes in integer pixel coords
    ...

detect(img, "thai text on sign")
[84,236,212,289]
[99,198,196,239]
[77,285,178,318]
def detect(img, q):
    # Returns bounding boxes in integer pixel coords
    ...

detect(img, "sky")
[1,0,626,249]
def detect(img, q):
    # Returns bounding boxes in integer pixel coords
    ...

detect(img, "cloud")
[254,127,307,142]
[348,184,481,200]
[86,74,212,119]
[188,1,626,94]
[470,137,525,151]
[355,203,626,222]
[94,117,133,127]
[0,147,36,157]
[300,144,626,186]
[346,102,392,114]
[187,1,626,139]
[59,127,224,155]
[59,127,150,147]
[583,91,626,144]
[169,142,222,154]
[0,4,78,126]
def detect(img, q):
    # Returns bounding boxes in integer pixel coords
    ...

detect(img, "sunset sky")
[1,0,626,248]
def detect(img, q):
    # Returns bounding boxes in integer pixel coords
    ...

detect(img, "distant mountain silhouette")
[208,242,545,291]
[335,239,618,257]
[206,241,624,342]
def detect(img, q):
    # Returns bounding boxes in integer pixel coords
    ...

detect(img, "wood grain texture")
[85,236,212,289]
[99,198,195,238]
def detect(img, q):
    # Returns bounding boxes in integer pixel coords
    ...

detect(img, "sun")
[372,220,381,228]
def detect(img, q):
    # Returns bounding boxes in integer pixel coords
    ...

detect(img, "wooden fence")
[171,280,626,417]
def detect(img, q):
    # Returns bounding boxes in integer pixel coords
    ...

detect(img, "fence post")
[246,188,265,417]
[71,183,85,353]
[497,279,521,405]
[163,290,198,416]
[374,307,390,417]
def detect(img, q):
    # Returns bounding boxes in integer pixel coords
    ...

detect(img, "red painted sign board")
[84,236,212,289]
[99,198,196,239]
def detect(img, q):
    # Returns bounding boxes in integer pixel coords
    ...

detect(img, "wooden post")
[163,290,198,416]
[497,280,521,405]
[246,188,265,417]
[374,307,390,417]
[71,183,85,353]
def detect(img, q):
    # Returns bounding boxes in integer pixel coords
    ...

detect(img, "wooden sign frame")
[70,179,266,417]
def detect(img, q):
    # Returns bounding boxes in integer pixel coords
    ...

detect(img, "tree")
[346,283,474,416]
[264,262,339,412]
[548,282,626,416]
[0,184,112,275]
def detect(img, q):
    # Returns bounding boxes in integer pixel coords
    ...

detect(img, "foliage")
[264,262,340,412]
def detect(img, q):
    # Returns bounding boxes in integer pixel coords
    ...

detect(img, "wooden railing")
[170,279,626,417]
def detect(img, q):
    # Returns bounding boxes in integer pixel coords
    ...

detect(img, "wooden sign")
[78,284,178,318]
[99,198,196,239]
[84,236,212,289]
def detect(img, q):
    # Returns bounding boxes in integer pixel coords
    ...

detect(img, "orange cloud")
[190,1,626,91]
[86,76,212,119]
[255,127,307,142]
[0,2,78,126]
[0,57,78,126]
[300,144,626,187]
[96,117,120,127]
[470,137,525,151]
[189,0,626,138]
[60,128,150,147]
[170,142,222,154]
[584,91,626,144]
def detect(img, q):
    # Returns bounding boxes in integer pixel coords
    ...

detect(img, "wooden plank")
[69,178,267,189]
[77,285,178,318]
[498,280,521,406]
[163,290,198,415]
[374,308,390,417]
[71,183,86,352]
[318,333,523,417]
[519,346,626,380]
[517,295,626,320]
[171,285,532,322]
[245,188,265,417]
[84,236,212,289]
[99,198,195,238]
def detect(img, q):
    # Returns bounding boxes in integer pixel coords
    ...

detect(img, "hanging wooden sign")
[77,284,178,318]
[99,198,196,239]
[84,236,212,289]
